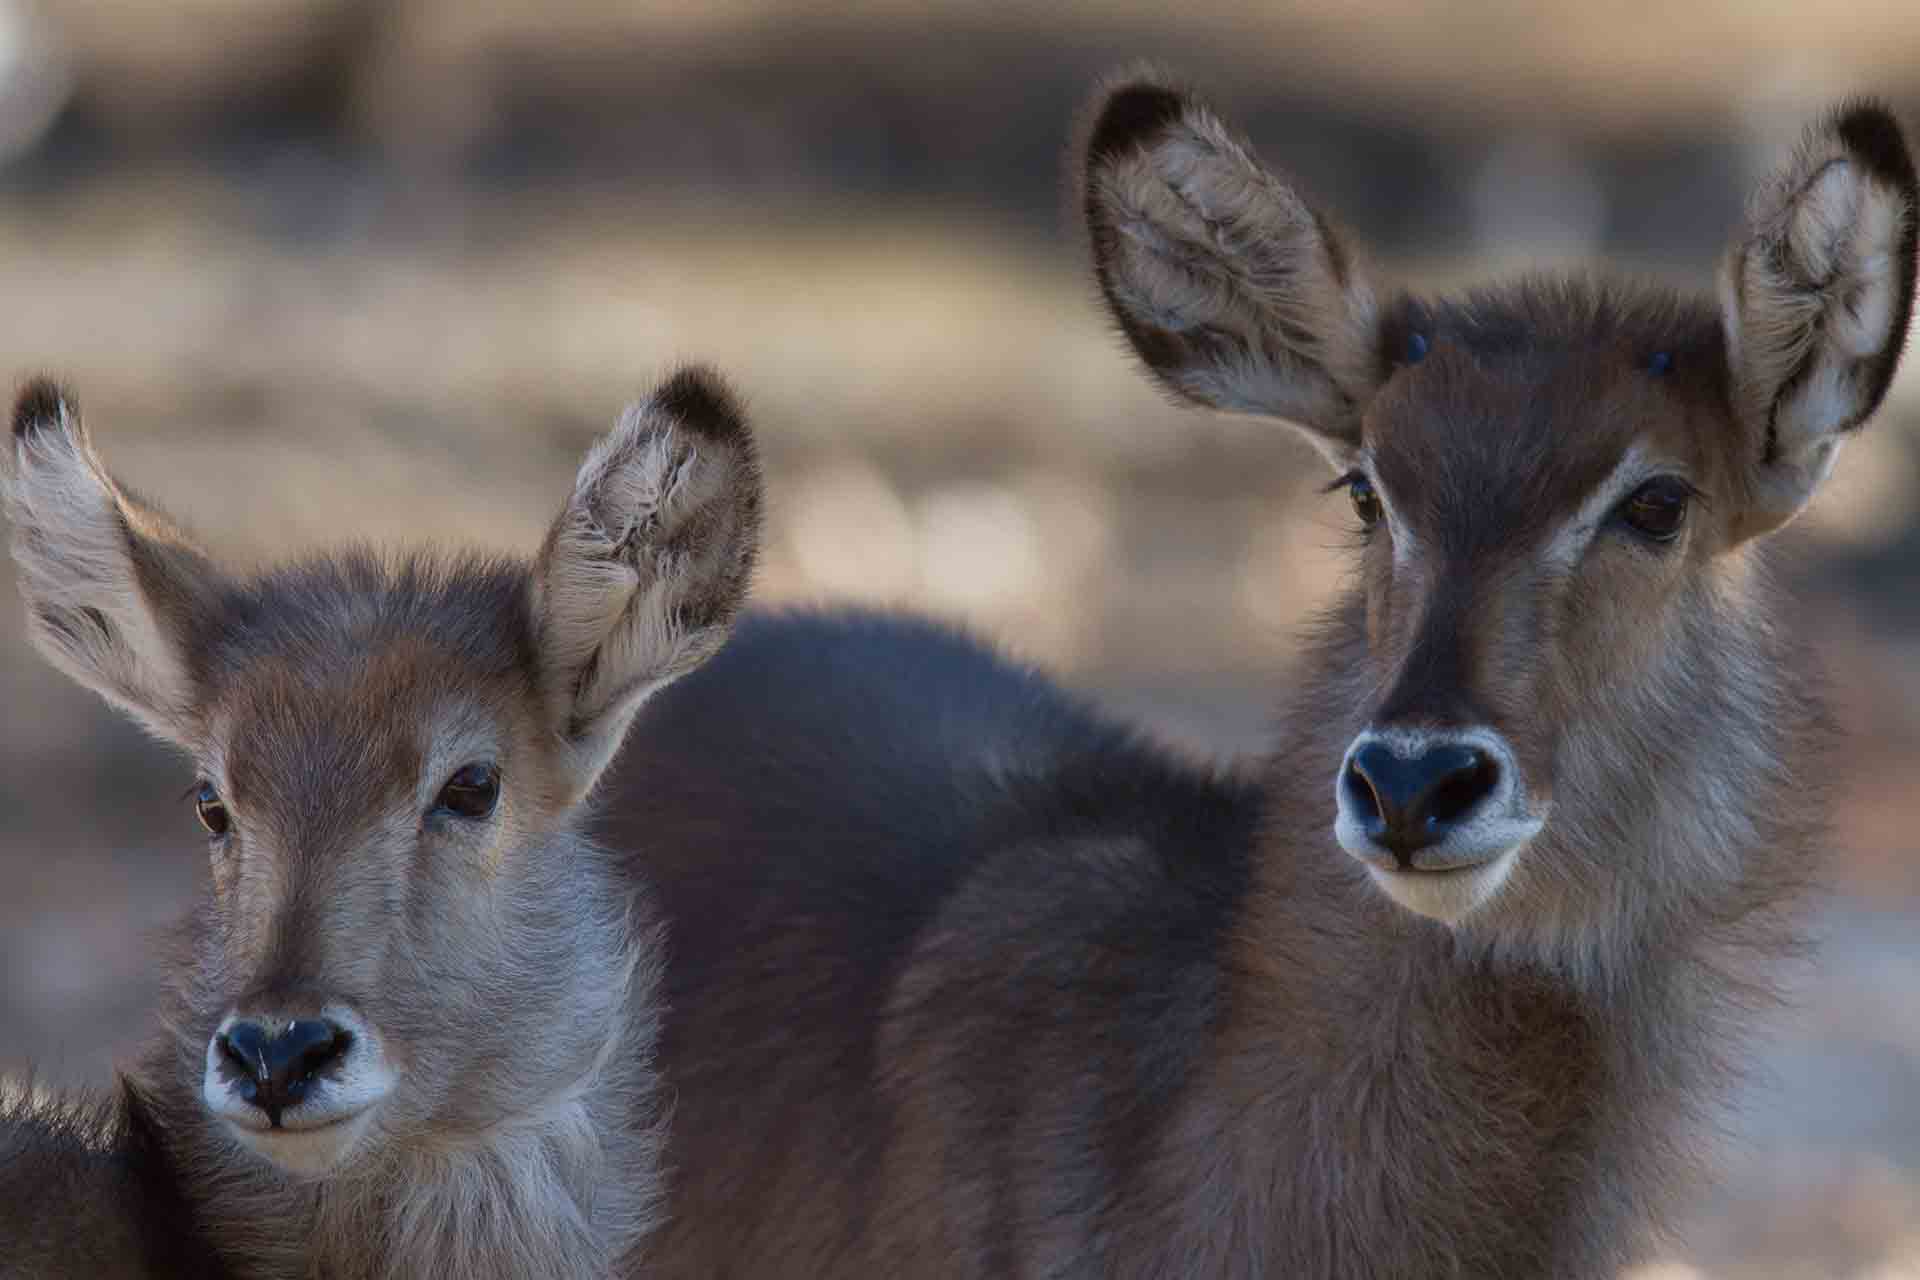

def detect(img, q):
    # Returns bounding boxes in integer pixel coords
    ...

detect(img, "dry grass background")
[1,4,1919,1276]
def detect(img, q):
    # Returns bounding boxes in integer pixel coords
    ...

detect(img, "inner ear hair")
[5,379,220,742]
[1078,69,1383,457]
[535,365,762,796]
[1724,98,1918,464]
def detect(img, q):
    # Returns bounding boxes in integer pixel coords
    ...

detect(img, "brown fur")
[0,367,763,1278]
[0,1078,227,1279]
[614,79,1915,1277]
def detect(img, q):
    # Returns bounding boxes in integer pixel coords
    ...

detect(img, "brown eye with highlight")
[194,781,229,837]
[1617,477,1694,544]
[1348,474,1383,529]
[434,763,501,820]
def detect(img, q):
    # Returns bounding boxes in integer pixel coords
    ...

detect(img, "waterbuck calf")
[609,82,1918,1276]
[0,367,762,1278]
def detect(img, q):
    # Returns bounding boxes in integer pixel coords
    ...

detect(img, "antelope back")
[0,1078,226,1279]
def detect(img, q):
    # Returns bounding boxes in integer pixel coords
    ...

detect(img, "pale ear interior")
[1721,100,1918,537]
[1082,77,1385,466]
[535,367,761,798]
[5,385,215,744]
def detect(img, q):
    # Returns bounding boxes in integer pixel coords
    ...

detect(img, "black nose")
[1344,741,1500,867]
[216,1018,350,1124]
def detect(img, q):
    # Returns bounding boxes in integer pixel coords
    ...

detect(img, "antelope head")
[1083,77,1915,930]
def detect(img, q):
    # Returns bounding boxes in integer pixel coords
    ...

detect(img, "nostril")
[217,1023,268,1083]
[297,1027,351,1079]
[1426,751,1498,826]
[1343,758,1383,823]
[274,1020,349,1086]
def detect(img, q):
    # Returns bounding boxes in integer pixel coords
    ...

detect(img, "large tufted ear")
[1079,70,1389,469]
[3,381,222,744]
[534,366,762,800]
[1720,99,1918,540]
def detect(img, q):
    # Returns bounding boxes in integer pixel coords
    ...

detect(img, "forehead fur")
[1388,275,1726,368]
[1368,276,1730,551]
[197,549,536,685]
[192,551,539,795]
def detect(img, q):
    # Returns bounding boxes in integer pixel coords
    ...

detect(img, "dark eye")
[194,781,229,837]
[434,763,500,820]
[1616,477,1693,543]
[1348,474,1383,528]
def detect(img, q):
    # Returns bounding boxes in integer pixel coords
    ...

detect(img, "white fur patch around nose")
[201,1004,397,1179]
[1332,726,1546,924]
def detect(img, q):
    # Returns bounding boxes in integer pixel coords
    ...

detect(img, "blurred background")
[0,3,1916,1275]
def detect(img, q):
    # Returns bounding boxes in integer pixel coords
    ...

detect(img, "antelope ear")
[1079,71,1388,469]
[3,381,221,744]
[1721,99,1918,540]
[534,366,762,800]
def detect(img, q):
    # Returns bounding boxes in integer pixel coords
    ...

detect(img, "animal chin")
[200,1046,401,1179]
[227,1102,383,1179]
[1364,846,1524,924]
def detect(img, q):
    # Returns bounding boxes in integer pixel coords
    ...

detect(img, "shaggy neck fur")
[1173,559,1822,1277]
[133,835,666,1280]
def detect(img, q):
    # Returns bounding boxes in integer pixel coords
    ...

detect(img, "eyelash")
[1324,470,1384,542]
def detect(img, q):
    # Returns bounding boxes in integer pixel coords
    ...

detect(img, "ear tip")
[1827,97,1917,194]
[12,377,75,445]
[1082,72,1192,174]
[649,365,751,448]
